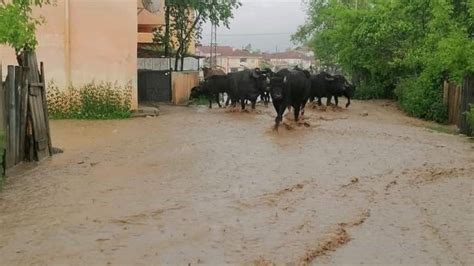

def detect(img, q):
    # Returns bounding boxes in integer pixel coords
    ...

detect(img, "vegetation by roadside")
[47,82,132,120]
[293,0,473,123]
[188,95,209,106]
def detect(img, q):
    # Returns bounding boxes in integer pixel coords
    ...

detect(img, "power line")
[202,32,293,37]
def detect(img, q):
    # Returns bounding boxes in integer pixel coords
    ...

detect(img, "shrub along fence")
[0,52,52,173]
[444,75,474,136]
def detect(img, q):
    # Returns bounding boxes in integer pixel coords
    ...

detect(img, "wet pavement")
[0,100,473,265]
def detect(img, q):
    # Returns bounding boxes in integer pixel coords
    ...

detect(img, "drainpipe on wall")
[64,0,71,86]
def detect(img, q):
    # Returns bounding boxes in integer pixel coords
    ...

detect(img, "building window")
[230,68,239,73]
[240,58,247,63]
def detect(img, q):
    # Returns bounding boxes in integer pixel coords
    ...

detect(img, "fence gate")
[138,70,171,103]
[0,52,52,172]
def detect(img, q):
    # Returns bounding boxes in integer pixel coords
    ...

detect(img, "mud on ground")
[0,100,473,265]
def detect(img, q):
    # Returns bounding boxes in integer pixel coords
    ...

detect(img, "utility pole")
[164,2,170,57]
[210,23,217,68]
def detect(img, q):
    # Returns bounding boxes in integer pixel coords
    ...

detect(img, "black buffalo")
[226,69,269,110]
[190,75,233,108]
[310,72,355,108]
[269,69,311,130]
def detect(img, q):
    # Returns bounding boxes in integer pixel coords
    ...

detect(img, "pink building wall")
[0,0,139,109]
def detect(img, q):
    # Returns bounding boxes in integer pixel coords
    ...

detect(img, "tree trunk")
[180,53,185,71]
[174,46,181,71]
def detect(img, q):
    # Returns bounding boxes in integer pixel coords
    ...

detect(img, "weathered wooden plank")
[19,74,29,162]
[26,118,34,162]
[40,62,53,156]
[459,76,474,136]
[454,84,460,125]
[24,52,50,160]
[14,66,22,164]
[0,64,4,175]
[29,82,45,88]
[443,81,448,106]
[0,65,4,135]
[447,82,461,125]
[6,66,15,168]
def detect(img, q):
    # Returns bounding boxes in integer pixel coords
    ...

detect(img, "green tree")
[158,0,241,71]
[293,0,474,123]
[0,0,50,64]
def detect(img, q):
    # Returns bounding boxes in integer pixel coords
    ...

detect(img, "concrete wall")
[171,71,199,105]
[0,0,139,109]
[138,57,200,71]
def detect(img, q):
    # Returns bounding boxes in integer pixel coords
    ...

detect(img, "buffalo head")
[190,86,202,100]
[269,76,287,101]
[252,68,270,93]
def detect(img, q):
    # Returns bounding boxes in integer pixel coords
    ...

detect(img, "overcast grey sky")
[201,0,307,52]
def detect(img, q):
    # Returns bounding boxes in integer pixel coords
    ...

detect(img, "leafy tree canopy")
[155,0,241,70]
[0,0,50,53]
[293,0,474,122]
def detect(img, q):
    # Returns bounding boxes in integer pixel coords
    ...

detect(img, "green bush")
[189,95,209,106]
[47,81,132,120]
[354,81,393,100]
[354,84,383,100]
[395,76,448,123]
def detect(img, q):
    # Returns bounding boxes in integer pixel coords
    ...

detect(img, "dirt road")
[0,100,473,265]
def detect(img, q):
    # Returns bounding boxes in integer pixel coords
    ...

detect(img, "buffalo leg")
[241,99,246,111]
[334,96,339,107]
[216,94,222,108]
[293,104,301,122]
[251,100,257,110]
[225,95,231,107]
[317,97,322,106]
[301,101,307,119]
[208,98,212,109]
[273,101,284,130]
[326,95,332,106]
[346,97,351,108]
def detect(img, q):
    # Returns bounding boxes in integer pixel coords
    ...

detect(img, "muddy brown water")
[0,100,473,265]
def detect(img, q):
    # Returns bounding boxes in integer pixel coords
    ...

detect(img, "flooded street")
[0,100,473,265]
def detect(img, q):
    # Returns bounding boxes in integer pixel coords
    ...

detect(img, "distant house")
[196,46,263,73]
[262,51,315,70]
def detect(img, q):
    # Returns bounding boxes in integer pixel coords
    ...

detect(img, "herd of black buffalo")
[190,67,356,130]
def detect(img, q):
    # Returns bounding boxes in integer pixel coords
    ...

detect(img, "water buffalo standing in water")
[226,68,269,110]
[269,69,311,130]
[310,72,356,108]
[190,75,233,108]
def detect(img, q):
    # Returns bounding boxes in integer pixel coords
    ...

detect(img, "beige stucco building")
[262,51,315,70]
[196,46,262,73]
[0,0,171,110]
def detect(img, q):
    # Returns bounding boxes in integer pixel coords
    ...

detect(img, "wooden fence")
[0,52,52,172]
[444,76,474,136]
[171,71,199,105]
